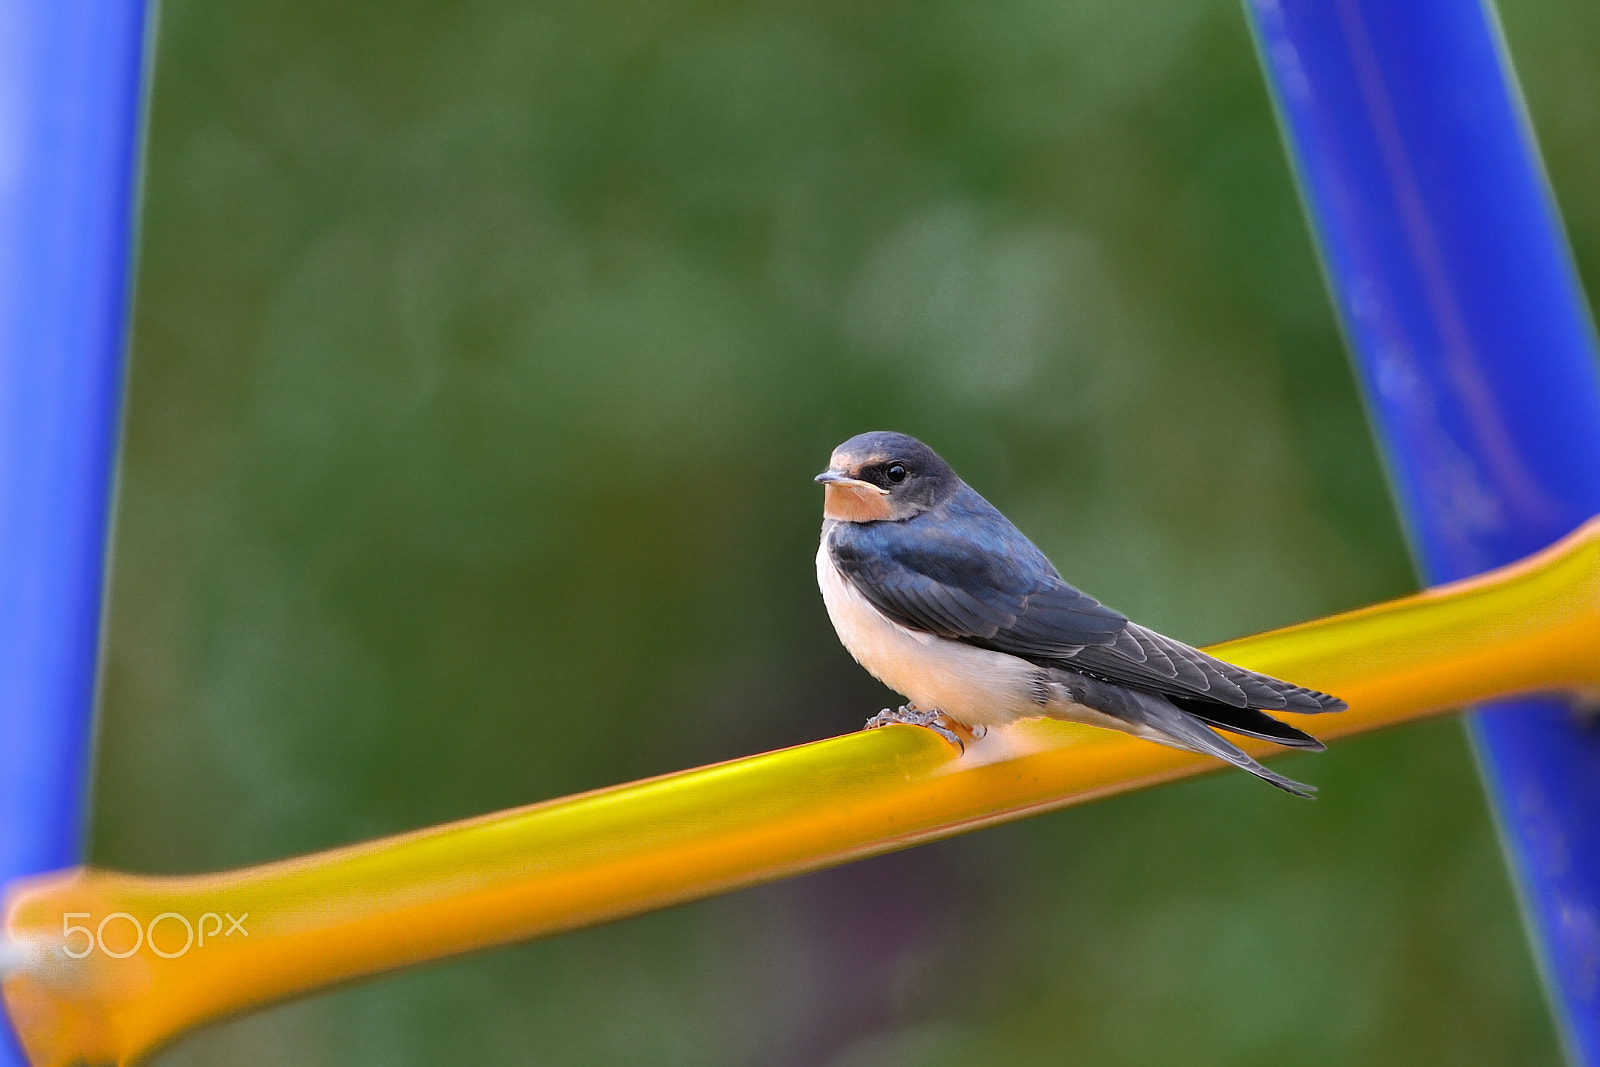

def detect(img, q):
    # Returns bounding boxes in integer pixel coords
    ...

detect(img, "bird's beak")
[815,469,888,494]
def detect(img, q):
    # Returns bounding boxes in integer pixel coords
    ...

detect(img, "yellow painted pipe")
[7,517,1600,1066]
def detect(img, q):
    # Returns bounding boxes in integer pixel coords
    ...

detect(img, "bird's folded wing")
[828,516,1343,715]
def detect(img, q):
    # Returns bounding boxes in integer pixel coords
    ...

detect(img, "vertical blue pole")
[1246,0,1600,1061]
[0,1,152,1061]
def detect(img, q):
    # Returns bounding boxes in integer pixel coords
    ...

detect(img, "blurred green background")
[88,0,1600,1062]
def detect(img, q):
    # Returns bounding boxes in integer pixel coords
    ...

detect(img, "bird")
[814,430,1345,797]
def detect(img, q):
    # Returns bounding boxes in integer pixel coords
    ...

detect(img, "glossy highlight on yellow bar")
[8,518,1600,1066]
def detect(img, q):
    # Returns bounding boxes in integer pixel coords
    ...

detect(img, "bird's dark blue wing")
[825,488,1128,655]
[827,487,1345,716]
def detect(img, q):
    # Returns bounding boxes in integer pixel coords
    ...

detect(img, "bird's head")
[815,431,958,523]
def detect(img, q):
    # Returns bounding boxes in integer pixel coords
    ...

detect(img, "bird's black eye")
[885,463,908,484]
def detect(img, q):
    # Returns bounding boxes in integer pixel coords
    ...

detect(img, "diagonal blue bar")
[0,1,153,1062]
[1246,0,1600,1061]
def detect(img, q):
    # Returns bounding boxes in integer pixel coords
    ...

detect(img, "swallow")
[815,431,1345,796]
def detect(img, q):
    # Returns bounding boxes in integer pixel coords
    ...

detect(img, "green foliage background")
[90,0,1600,1062]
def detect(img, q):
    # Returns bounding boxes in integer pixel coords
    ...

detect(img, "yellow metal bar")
[8,518,1600,1066]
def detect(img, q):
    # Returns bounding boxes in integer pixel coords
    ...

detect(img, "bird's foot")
[864,704,974,753]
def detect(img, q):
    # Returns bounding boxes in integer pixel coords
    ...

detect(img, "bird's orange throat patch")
[823,483,893,522]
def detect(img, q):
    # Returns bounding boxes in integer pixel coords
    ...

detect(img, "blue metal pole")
[0,1,153,1061]
[1246,0,1600,1061]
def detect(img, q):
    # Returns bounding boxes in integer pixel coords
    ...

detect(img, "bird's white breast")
[816,533,1047,728]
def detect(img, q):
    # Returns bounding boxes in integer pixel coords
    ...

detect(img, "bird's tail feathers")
[1169,697,1326,751]
[1131,691,1319,798]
